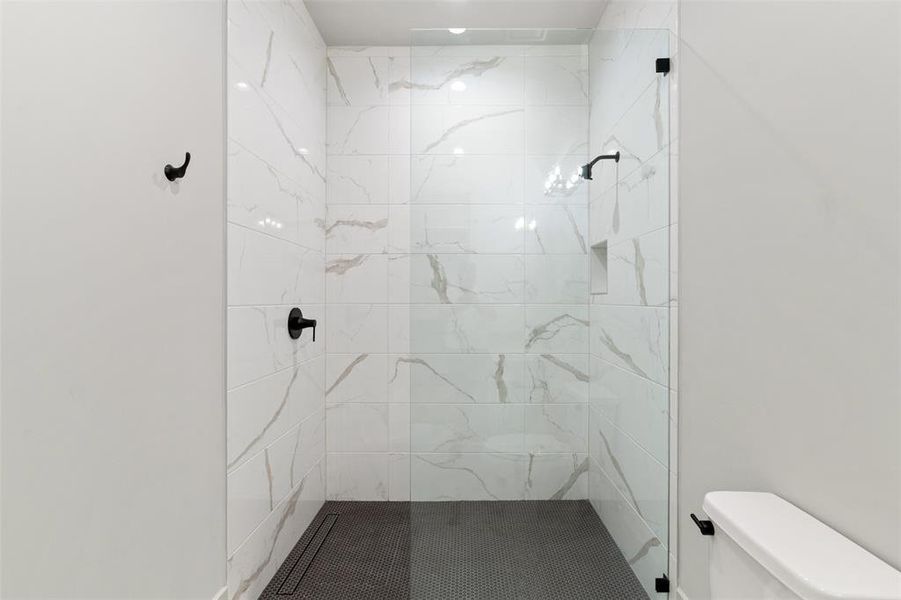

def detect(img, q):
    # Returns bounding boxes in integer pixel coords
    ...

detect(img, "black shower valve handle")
[287,307,317,341]
[164,152,191,182]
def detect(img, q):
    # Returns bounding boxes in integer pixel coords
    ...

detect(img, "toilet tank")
[703,492,901,600]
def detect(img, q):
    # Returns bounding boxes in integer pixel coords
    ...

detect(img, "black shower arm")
[586,152,620,168]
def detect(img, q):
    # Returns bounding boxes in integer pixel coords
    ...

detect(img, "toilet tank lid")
[703,492,901,600]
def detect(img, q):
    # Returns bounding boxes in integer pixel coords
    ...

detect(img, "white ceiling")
[304,0,607,46]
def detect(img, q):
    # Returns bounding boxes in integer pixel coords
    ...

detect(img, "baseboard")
[211,585,228,600]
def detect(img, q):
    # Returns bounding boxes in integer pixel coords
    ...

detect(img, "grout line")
[227,220,326,255]
[227,408,325,476]
[227,354,324,394]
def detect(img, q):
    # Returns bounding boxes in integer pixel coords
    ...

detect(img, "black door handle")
[287,307,317,341]
[164,152,191,181]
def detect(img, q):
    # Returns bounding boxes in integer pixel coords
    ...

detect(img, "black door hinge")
[656,57,671,75]
[655,574,670,593]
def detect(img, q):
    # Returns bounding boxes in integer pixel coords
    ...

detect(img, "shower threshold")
[258,500,648,600]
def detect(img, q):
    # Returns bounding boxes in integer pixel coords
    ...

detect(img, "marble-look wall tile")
[228,224,325,306]
[525,205,589,255]
[593,226,670,307]
[590,305,668,386]
[590,147,670,245]
[410,205,525,255]
[524,404,589,453]
[228,409,326,555]
[388,453,411,500]
[589,460,667,600]
[327,55,390,106]
[591,357,668,465]
[525,155,589,205]
[326,403,389,452]
[525,453,590,500]
[387,105,411,155]
[411,453,527,501]
[326,43,592,503]
[525,106,589,156]
[388,353,527,405]
[227,304,323,389]
[591,411,668,544]
[411,404,525,453]
[389,404,411,452]
[401,254,525,304]
[386,305,411,354]
[409,305,525,354]
[387,205,412,254]
[409,55,524,106]
[227,461,325,600]
[228,0,326,129]
[327,105,390,155]
[524,306,590,354]
[325,304,387,354]
[589,28,669,146]
[325,353,389,404]
[227,357,325,471]
[412,105,524,155]
[327,156,390,204]
[525,56,589,106]
[227,447,273,555]
[229,61,326,188]
[326,453,389,500]
[325,205,389,254]
[524,354,590,404]
[412,155,524,205]
[587,7,677,589]
[524,255,590,304]
[389,156,411,203]
[228,140,326,250]
[600,79,669,177]
[326,253,389,303]
[387,55,412,106]
[227,0,327,592]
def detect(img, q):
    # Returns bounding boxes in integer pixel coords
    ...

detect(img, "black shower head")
[580,151,621,180]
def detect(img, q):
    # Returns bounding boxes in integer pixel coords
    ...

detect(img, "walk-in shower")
[258,24,673,600]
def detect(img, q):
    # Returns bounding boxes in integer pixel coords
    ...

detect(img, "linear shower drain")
[277,513,338,595]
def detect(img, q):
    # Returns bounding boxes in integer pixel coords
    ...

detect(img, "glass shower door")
[402,27,672,599]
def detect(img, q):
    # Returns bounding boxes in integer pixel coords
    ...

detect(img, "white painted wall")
[224,2,328,599]
[678,2,901,598]
[0,1,226,598]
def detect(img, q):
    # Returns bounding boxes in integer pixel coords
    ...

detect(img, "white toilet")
[703,491,901,599]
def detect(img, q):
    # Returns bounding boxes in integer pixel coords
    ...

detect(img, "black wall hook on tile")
[691,513,715,536]
[164,152,191,181]
[288,307,317,341]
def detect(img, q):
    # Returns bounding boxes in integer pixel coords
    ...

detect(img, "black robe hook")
[164,152,191,181]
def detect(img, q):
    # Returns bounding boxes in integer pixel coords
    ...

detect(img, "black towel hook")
[164,152,191,181]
